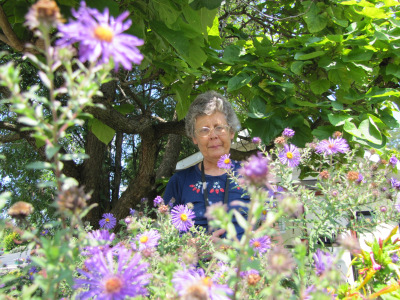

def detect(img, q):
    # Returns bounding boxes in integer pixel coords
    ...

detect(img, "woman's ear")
[192,136,198,145]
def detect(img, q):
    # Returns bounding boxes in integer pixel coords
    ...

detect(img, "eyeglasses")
[195,125,231,137]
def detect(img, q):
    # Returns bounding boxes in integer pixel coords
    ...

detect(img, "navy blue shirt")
[163,161,249,239]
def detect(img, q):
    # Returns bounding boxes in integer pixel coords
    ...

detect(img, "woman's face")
[192,112,234,163]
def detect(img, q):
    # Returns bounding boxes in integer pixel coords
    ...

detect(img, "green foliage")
[4,231,23,251]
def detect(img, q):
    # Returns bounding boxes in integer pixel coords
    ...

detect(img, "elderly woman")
[164,91,250,240]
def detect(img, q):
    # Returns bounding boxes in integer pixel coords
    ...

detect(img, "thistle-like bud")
[8,201,34,220]
[57,186,89,214]
[25,0,63,30]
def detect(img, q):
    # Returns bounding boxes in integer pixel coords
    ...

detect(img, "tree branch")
[0,5,25,51]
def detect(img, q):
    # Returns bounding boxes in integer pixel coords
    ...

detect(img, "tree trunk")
[111,132,123,207]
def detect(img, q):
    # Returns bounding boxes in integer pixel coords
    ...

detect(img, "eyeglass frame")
[194,124,232,137]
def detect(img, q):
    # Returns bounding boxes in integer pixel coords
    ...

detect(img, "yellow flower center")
[105,277,123,293]
[286,152,293,159]
[253,241,261,248]
[94,26,114,42]
[180,213,188,221]
[140,236,149,243]
[202,277,213,287]
[262,210,267,215]
[223,158,231,164]
[105,218,110,222]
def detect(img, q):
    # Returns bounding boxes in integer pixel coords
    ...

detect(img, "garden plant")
[1,1,400,299]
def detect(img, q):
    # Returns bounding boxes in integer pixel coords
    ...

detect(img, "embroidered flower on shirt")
[210,181,224,194]
[189,181,203,193]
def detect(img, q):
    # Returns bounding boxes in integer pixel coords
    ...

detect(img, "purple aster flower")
[57,2,144,70]
[87,229,115,242]
[125,216,133,224]
[172,268,232,300]
[268,186,285,198]
[278,144,301,168]
[301,285,316,300]
[391,253,399,263]
[282,128,295,138]
[391,177,400,190]
[250,235,271,254]
[171,205,195,232]
[75,246,150,299]
[389,155,398,167]
[252,137,262,144]
[28,266,38,281]
[356,173,364,184]
[217,154,233,169]
[395,204,400,213]
[133,230,161,251]
[99,213,117,230]
[239,269,259,278]
[313,249,334,276]
[40,229,48,236]
[315,137,350,155]
[129,208,136,215]
[153,196,163,207]
[238,152,269,186]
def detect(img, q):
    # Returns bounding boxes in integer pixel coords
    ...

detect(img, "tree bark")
[111,132,123,207]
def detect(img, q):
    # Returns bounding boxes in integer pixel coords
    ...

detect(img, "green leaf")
[152,0,180,26]
[343,120,363,138]
[312,125,337,140]
[45,145,61,160]
[328,113,352,126]
[328,68,351,90]
[114,104,135,115]
[86,0,119,16]
[310,79,330,94]
[386,64,400,78]
[227,73,255,92]
[303,2,328,33]
[248,96,267,118]
[294,51,325,60]
[189,0,224,10]
[359,118,382,144]
[291,61,311,75]
[26,161,53,170]
[174,76,196,120]
[89,119,115,145]
[232,210,248,231]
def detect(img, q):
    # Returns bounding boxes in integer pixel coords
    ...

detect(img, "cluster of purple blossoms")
[57,2,144,70]
[87,229,116,242]
[129,208,136,215]
[172,268,232,300]
[133,229,161,251]
[75,246,150,299]
[282,128,295,138]
[250,235,271,254]
[171,205,195,232]
[99,213,117,230]
[389,155,398,167]
[217,154,233,169]
[391,177,400,190]
[153,196,163,207]
[315,137,350,155]
[313,249,334,276]
[391,253,399,263]
[278,144,301,168]
[238,152,269,186]
[252,137,262,145]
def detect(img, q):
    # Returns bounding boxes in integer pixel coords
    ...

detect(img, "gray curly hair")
[185,91,241,138]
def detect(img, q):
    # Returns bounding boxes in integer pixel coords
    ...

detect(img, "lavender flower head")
[133,229,161,251]
[57,2,144,70]
[392,253,399,263]
[252,137,262,145]
[315,137,350,155]
[171,205,195,232]
[391,177,400,190]
[99,213,117,230]
[129,208,136,216]
[217,154,233,169]
[172,268,232,300]
[389,155,398,167]
[313,249,334,276]
[238,152,269,186]
[153,196,163,207]
[75,246,150,299]
[282,128,295,138]
[278,144,301,168]
[87,229,115,242]
[250,235,271,254]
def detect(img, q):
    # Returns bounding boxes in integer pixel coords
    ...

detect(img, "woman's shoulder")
[171,164,199,178]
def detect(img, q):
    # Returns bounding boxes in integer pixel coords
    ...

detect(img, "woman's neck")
[200,159,226,176]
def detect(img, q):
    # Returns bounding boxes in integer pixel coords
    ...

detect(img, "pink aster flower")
[171,205,195,232]
[57,2,144,70]
[87,230,115,242]
[99,213,117,230]
[172,268,232,300]
[250,235,271,254]
[75,246,150,299]
[133,230,161,251]
[315,137,350,155]
[217,154,233,169]
[278,144,301,168]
